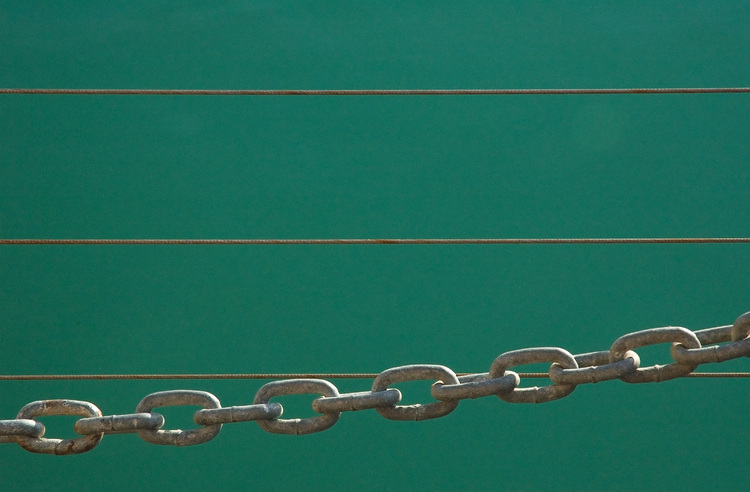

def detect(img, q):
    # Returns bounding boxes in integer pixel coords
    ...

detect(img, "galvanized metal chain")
[2,311,749,455]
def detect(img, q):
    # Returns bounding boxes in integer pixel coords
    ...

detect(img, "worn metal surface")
[0,419,45,443]
[610,327,702,383]
[253,379,340,435]
[490,348,578,403]
[730,312,750,341]
[550,350,641,385]
[194,403,283,426]
[1,311,749,454]
[432,372,519,400]
[372,365,460,421]
[14,400,103,455]
[312,390,402,413]
[75,413,165,435]
[135,390,222,446]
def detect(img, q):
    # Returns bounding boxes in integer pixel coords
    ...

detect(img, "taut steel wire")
[2,87,750,96]
[2,238,750,245]
[3,85,749,456]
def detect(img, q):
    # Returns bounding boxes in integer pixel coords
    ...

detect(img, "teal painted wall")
[1,2,749,490]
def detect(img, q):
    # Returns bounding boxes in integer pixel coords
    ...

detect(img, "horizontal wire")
[2,238,750,245]
[1,372,748,380]
[3,90,745,382]
[2,87,750,96]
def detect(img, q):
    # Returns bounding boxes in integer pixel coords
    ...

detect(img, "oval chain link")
[253,379,340,435]
[136,390,222,446]
[671,313,750,365]
[489,347,578,403]
[371,365,460,421]
[15,400,103,455]
[610,327,701,383]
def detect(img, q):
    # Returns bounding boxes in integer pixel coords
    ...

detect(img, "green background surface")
[1,2,749,491]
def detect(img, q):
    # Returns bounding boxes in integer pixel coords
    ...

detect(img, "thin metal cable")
[2,87,750,96]
[2,89,747,388]
[1,372,747,380]
[2,238,750,245]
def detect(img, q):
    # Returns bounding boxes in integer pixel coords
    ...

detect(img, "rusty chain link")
[1,311,749,455]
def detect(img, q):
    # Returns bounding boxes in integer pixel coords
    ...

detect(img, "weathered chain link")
[136,390,222,446]
[253,379,340,435]
[2,311,749,454]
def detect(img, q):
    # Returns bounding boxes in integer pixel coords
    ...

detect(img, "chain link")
[75,412,165,435]
[549,350,640,385]
[2,311,749,454]
[14,400,103,455]
[610,326,702,383]
[489,347,578,403]
[0,419,45,442]
[432,372,519,400]
[135,390,222,446]
[253,379,341,435]
[371,365,460,421]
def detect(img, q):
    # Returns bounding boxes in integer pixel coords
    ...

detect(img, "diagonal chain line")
[2,87,750,96]
[1,313,749,454]
[1,372,748,380]
[2,237,750,245]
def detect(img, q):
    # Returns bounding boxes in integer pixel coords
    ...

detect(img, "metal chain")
[2,311,748,454]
